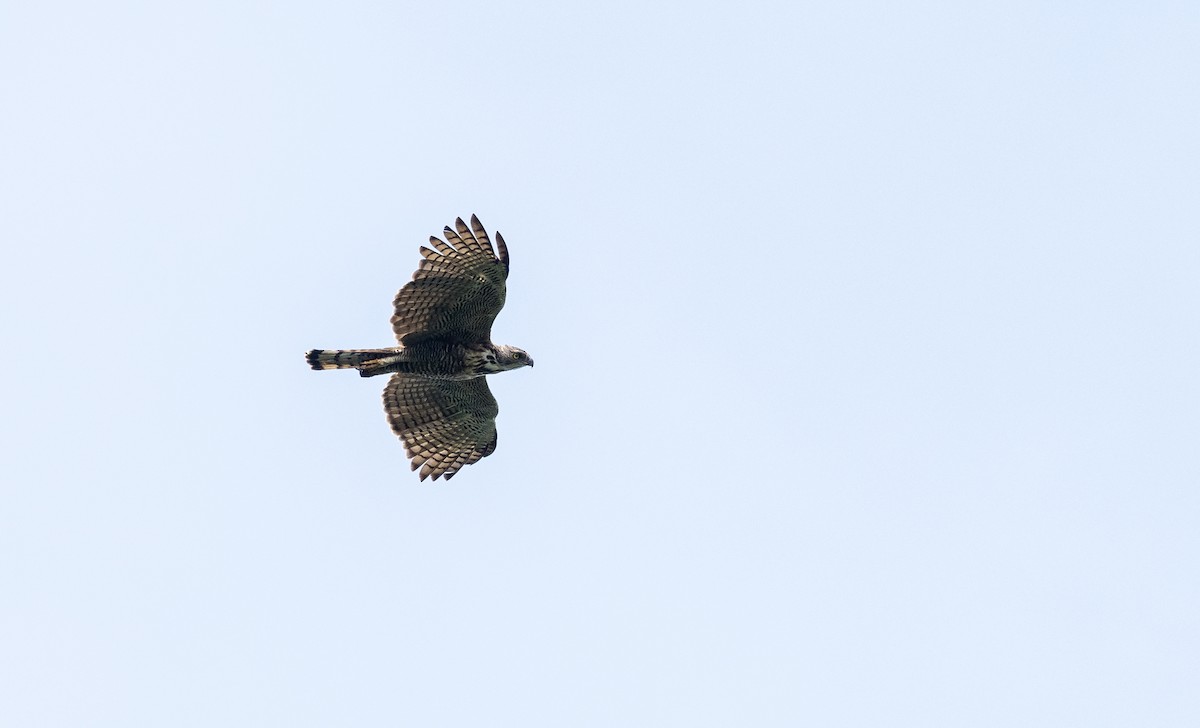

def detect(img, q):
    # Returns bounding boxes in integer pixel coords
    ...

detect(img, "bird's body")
[306,341,521,380]
[305,215,531,481]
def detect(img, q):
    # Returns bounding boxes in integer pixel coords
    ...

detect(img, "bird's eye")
[514,352,525,360]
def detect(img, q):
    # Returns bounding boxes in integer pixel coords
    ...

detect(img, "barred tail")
[305,348,399,376]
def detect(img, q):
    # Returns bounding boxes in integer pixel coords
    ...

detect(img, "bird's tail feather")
[306,348,398,376]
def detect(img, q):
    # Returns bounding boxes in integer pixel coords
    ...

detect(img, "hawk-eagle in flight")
[306,215,532,481]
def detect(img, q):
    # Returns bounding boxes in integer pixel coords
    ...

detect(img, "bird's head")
[496,345,534,371]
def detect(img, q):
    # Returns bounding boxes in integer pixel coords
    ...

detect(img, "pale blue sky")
[2,2,1198,726]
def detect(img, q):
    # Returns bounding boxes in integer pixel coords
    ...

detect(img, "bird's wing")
[391,214,510,346]
[382,374,500,481]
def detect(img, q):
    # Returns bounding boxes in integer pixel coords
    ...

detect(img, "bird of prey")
[306,215,532,481]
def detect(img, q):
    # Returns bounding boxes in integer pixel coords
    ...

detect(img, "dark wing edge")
[391,214,510,345]
[471,214,509,274]
[382,374,500,481]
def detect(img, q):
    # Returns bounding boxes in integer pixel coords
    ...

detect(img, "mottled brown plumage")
[305,215,532,481]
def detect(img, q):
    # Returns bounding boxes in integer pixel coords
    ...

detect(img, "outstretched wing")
[391,214,510,346]
[382,374,500,481]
